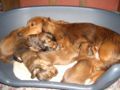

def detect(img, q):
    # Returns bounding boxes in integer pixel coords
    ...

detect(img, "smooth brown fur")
[62,58,105,84]
[0,24,43,62]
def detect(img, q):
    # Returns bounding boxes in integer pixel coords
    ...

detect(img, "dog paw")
[31,60,58,80]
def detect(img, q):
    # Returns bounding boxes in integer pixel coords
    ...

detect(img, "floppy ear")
[0,30,19,63]
[0,27,31,63]
[47,17,51,21]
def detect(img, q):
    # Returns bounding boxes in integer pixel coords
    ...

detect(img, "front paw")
[31,60,58,80]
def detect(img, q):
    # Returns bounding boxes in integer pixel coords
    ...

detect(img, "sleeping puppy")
[62,44,106,84]
[13,32,59,80]
[15,50,58,80]
[28,32,58,52]
[62,58,105,85]
[26,17,120,81]
[0,23,43,63]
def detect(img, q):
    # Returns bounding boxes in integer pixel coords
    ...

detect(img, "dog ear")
[42,17,51,23]
[47,17,51,21]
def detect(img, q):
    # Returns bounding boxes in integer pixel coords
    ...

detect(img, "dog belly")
[13,61,77,82]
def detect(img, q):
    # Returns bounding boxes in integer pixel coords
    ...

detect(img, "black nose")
[52,36,56,41]
[42,47,49,51]
[13,55,23,63]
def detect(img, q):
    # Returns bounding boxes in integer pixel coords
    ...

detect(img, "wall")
[20,0,119,11]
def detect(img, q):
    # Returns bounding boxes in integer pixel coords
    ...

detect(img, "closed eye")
[17,32,23,37]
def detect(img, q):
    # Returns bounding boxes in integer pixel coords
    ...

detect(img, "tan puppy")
[62,59,105,85]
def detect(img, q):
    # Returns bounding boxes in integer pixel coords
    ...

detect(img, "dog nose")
[13,55,23,63]
[42,47,49,51]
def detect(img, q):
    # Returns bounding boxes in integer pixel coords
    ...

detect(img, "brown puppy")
[0,24,42,63]
[62,58,105,85]
[13,32,58,61]
[62,44,105,84]
[13,32,59,80]
[16,50,58,80]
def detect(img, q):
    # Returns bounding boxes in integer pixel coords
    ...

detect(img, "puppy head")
[15,17,51,38]
[13,32,58,63]
[0,25,42,62]
[27,17,51,32]
[28,32,58,52]
[27,17,63,34]
[27,16,67,27]
[27,17,50,25]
